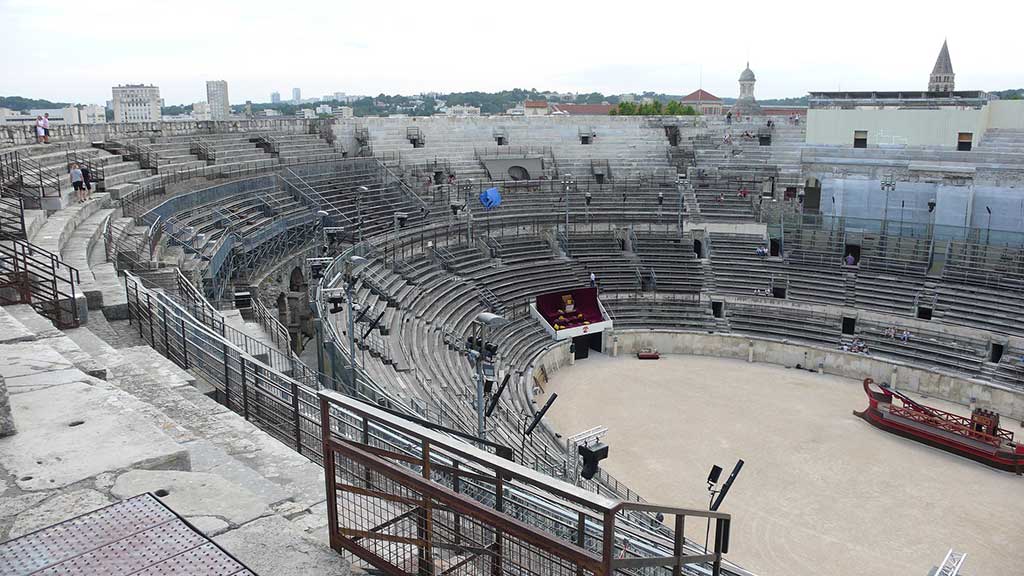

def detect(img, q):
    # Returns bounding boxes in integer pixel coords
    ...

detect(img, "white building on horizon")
[335,106,353,118]
[206,80,230,120]
[292,88,301,103]
[112,84,161,123]
[192,101,211,121]
[445,104,481,117]
[271,91,281,104]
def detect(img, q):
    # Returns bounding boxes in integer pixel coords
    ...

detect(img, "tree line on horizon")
[3,88,1021,117]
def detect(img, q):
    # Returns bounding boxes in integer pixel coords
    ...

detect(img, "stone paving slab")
[4,305,63,340]
[184,439,292,508]
[111,469,269,526]
[0,309,33,345]
[0,381,190,491]
[6,488,114,540]
[214,515,351,576]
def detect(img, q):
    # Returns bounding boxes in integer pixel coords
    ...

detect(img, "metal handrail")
[0,236,81,327]
[16,155,63,198]
[0,185,26,240]
[65,146,105,183]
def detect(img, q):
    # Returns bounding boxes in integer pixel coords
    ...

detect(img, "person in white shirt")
[35,116,45,144]
[41,113,50,144]
[589,272,596,288]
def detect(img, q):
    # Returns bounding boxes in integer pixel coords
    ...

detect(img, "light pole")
[356,185,368,243]
[561,173,574,239]
[392,212,408,266]
[880,173,895,235]
[470,311,507,439]
[986,206,992,244]
[461,179,474,242]
[344,255,366,395]
[677,176,684,235]
[316,210,329,256]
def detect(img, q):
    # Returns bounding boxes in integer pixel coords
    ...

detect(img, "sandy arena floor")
[538,352,1023,576]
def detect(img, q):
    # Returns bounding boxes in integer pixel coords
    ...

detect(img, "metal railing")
[0,185,27,240]
[320,391,736,576]
[377,158,430,215]
[190,137,215,162]
[66,146,104,183]
[112,139,161,171]
[0,237,81,328]
[14,155,63,199]
[250,286,292,353]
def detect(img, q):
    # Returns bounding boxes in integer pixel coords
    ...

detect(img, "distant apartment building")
[297,108,315,119]
[260,109,281,117]
[292,88,301,103]
[206,80,230,120]
[1,105,107,125]
[315,104,332,115]
[335,106,354,118]
[333,92,346,102]
[112,84,162,123]
[271,91,281,104]
[192,101,212,121]
[78,104,106,124]
[446,104,481,117]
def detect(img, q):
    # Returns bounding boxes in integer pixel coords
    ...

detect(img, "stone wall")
[1,119,316,147]
[526,328,1024,421]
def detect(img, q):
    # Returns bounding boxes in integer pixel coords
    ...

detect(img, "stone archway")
[507,165,530,181]
[288,266,305,292]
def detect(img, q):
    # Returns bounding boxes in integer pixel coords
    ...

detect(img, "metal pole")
[475,322,486,439]
[346,268,357,397]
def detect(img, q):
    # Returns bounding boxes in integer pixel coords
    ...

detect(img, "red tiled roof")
[524,100,548,108]
[682,89,721,102]
[549,104,614,115]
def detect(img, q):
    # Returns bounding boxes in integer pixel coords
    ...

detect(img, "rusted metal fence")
[320,391,736,576]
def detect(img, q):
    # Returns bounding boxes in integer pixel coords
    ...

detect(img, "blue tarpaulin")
[479,187,501,209]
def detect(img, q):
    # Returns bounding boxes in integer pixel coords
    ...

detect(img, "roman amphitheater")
[2,94,1024,575]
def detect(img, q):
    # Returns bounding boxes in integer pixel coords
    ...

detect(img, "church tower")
[929,40,955,93]
[731,62,762,116]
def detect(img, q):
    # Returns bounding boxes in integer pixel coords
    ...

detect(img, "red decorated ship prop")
[854,378,1023,474]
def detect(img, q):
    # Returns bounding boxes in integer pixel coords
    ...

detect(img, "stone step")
[102,168,154,188]
[30,193,111,253]
[62,208,116,310]
[1,304,105,378]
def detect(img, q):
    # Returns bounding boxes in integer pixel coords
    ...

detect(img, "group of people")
[884,326,912,342]
[755,245,768,257]
[69,163,93,203]
[35,113,51,144]
[841,337,869,354]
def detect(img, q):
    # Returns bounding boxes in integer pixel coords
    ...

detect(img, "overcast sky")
[2,0,1022,106]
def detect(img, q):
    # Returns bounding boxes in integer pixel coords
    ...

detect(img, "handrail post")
[601,509,615,575]
[320,394,340,550]
[291,380,302,454]
[240,357,249,420]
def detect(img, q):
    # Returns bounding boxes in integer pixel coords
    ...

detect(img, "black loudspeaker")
[707,465,723,486]
[578,442,609,480]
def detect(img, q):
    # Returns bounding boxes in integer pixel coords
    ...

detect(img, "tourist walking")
[70,164,85,203]
[41,113,50,144]
[35,116,45,144]
[589,271,597,289]
[80,164,93,201]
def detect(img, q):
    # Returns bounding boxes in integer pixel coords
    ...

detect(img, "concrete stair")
[0,301,351,573]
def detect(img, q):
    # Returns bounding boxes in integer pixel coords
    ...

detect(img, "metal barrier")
[320,391,735,576]
[0,237,80,328]
[0,185,27,240]
[66,146,104,184]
